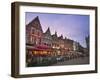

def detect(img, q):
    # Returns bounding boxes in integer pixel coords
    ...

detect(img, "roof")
[52,31,58,38]
[26,16,43,32]
[58,35,63,39]
[44,27,51,35]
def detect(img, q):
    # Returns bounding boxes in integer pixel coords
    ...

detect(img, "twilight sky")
[26,12,90,48]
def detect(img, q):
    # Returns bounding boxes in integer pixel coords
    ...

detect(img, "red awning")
[36,45,51,49]
[26,45,52,51]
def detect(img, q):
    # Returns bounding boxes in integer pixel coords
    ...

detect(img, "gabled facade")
[41,27,52,47]
[26,16,43,46]
[52,32,59,49]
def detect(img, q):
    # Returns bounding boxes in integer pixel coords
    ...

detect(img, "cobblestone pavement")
[52,56,89,66]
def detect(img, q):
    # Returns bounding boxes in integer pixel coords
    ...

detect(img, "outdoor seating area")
[26,49,88,67]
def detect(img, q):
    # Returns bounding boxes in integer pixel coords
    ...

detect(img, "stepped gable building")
[26,16,43,46]
[41,27,52,48]
[52,31,60,49]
